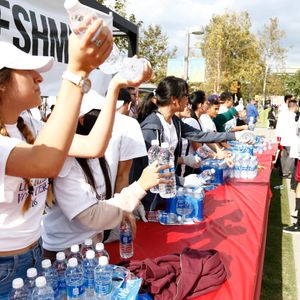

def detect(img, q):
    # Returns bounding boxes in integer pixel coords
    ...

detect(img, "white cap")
[35,276,47,288]
[68,257,78,267]
[210,169,215,174]
[56,252,66,261]
[95,242,104,251]
[80,89,124,117]
[12,278,24,289]
[151,140,159,146]
[41,259,51,269]
[0,41,54,73]
[71,244,80,253]
[27,268,37,278]
[84,238,93,246]
[98,256,108,266]
[86,250,95,259]
[161,142,169,148]
[64,0,81,11]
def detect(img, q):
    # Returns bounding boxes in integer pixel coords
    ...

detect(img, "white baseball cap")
[0,41,54,73]
[80,89,124,117]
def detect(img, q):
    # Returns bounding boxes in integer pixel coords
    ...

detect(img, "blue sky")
[108,0,300,67]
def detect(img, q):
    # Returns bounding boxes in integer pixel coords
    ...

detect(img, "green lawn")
[261,169,297,300]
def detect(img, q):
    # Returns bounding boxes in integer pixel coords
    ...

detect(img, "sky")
[107,0,300,68]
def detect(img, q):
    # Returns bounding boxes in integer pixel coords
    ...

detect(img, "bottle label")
[120,233,132,244]
[58,277,66,290]
[95,282,112,295]
[67,284,85,298]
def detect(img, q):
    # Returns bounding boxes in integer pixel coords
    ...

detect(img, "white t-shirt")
[182,118,201,156]
[156,113,178,151]
[275,104,288,138]
[280,111,297,147]
[105,113,147,192]
[0,112,48,251]
[199,114,216,132]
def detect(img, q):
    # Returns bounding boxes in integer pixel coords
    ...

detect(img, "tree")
[258,18,286,102]
[285,71,300,98]
[200,11,263,97]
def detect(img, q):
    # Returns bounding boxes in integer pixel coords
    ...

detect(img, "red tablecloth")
[105,151,274,300]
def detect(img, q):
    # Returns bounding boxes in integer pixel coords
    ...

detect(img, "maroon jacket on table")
[128,247,227,300]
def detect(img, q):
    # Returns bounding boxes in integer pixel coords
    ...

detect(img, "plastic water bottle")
[234,155,242,178]
[53,252,67,300]
[194,147,209,160]
[80,238,94,257]
[193,187,204,222]
[94,256,113,300]
[95,242,110,261]
[248,116,255,131]
[248,156,258,179]
[9,278,30,300]
[83,250,98,299]
[241,155,250,179]
[119,220,133,259]
[41,259,59,299]
[65,258,85,300]
[197,169,215,184]
[148,139,160,193]
[64,0,105,41]
[25,267,38,294]
[31,276,54,300]
[158,142,176,198]
[68,244,83,264]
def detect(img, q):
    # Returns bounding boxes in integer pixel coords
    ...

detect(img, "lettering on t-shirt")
[17,178,48,207]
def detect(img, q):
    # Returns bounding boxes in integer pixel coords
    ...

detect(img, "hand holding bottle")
[182,155,202,168]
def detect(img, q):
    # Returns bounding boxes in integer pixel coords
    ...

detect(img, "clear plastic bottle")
[158,142,176,198]
[234,156,242,179]
[9,278,30,300]
[248,156,258,179]
[53,252,67,300]
[31,276,55,300]
[64,0,105,41]
[41,259,59,300]
[193,187,205,222]
[65,258,85,300]
[248,116,255,131]
[80,238,94,257]
[94,256,113,300]
[196,169,215,184]
[25,267,38,294]
[119,220,134,259]
[148,139,160,193]
[67,244,83,265]
[241,155,250,179]
[95,242,110,261]
[83,250,98,299]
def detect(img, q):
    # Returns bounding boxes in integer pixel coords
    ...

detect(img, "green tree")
[258,18,286,102]
[285,71,300,98]
[200,11,263,97]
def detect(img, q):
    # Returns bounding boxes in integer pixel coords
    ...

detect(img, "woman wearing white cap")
[0,19,116,297]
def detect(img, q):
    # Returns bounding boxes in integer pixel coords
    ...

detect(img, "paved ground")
[255,127,300,300]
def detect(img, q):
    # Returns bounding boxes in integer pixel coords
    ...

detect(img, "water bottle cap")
[68,257,78,267]
[86,249,95,259]
[98,256,108,266]
[64,0,81,11]
[84,238,93,246]
[161,142,169,148]
[210,169,215,174]
[151,139,159,146]
[35,276,47,288]
[95,242,104,251]
[41,259,51,269]
[56,251,66,261]
[12,278,24,289]
[27,267,37,278]
[71,244,79,253]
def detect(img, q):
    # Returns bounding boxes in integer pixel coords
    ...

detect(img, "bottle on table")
[248,116,255,131]
[9,278,30,300]
[80,238,94,257]
[197,168,215,184]
[83,250,98,299]
[68,244,83,264]
[95,242,110,261]
[158,142,176,198]
[31,276,55,300]
[41,259,59,299]
[25,267,38,294]
[94,256,113,300]
[147,139,160,193]
[53,252,67,300]
[65,258,85,300]
[119,220,134,259]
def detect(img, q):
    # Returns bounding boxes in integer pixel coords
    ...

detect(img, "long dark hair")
[76,109,112,199]
[137,76,188,123]
[189,90,206,121]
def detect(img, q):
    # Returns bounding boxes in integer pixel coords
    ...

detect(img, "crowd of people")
[0,17,267,298]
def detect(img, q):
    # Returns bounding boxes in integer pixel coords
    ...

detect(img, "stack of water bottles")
[9,239,142,299]
[230,152,258,180]
[199,159,230,185]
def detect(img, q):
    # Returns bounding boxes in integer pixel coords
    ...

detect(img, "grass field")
[261,169,297,300]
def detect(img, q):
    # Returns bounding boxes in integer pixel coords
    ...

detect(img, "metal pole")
[183,30,190,81]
